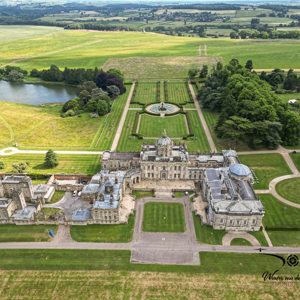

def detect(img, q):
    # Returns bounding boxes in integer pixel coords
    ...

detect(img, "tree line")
[197,59,300,149]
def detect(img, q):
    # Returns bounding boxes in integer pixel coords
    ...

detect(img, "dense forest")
[197,60,300,149]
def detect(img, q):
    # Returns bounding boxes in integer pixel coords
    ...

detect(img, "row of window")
[219,219,257,225]
[145,165,184,171]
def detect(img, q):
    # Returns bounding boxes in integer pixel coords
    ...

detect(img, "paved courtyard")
[131,197,200,265]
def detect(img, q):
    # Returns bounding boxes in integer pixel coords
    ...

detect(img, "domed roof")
[157,130,172,146]
[229,164,251,177]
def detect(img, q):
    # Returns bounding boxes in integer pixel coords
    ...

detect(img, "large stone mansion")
[0,131,264,231]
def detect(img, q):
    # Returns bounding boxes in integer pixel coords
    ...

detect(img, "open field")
[139,114,188,138]
[1,28,300,73]
[142,202,185,232]
[259,194,300,247]
[132,82,157,105]
[0,25,63,43]
[70,214,135,243]
[290,153,300,172]
[166,82,191,104]
[238,154,292,189]
[276,178,300,205]
[0,225,57,242]
[0,85,129,151]
[103,56,220,79]
[276,92,300,104]
[0,153,101,175]
[0,269,298,299]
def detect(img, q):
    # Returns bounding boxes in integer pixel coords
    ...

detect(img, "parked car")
[89,200,93,204]
[72,191,77,197]
[49,230,55,237]
[78,191,82,197]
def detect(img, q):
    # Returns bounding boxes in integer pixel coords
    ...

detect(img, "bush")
[0,161,5,169]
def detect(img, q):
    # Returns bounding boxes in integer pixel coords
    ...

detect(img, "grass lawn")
[259,194,300,246]
[0,86,129,151]
[0,225,57,242]
[290,153,300,171]
[0,250,296,276]
[139,114,188,137]
[132,82,157,105]
[230,238,252,246]
[173,191,185,198]
[166,82,191,104]
[276,178,300,205]
[185,110,211,152]
[132,190,154,199]
[40,208,61,219]
[70,214,135,243]
[259,194,300,229]
[30,178,49,185]
[0,153,101,175]
[48,191,65,204]
[266,230,300,247]
[142,202,185,232]
[116,110,156,152]
[249,230,269,247]
[238,154,292,189]
[193,213,225,244]
[276,92,300,104]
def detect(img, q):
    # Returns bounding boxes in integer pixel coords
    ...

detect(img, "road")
[110,82,136,151]
[188,82,217,152]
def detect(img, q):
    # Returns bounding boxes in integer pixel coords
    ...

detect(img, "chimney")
[115,177,118,184]
[221,186,227,195]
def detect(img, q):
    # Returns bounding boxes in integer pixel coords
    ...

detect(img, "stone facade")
[100,131,264,231]
[0,175,54,224]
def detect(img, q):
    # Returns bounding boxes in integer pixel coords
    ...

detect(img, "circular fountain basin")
[146,103,179,115]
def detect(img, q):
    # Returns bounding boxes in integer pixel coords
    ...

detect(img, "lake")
[0,80,78,105]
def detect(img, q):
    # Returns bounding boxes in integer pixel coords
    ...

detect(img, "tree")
[12,162,29,173]
[107,68,124,80]
[7,70,24,82]
[283,69,298,90]
[245,60,253,71]
[199,65,208,78]
[188,68,198,79]
[95,70,126,95]
[97,100,109,116]
[86,99,97,112]
[0,161,5,169]
[107,85,120,99]
[62,99,79,113]
[230,31,239,39]
[45,150,59,168]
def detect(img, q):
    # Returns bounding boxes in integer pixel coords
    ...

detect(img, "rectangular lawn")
[139,114,188,138]
[142,202,185,232]
[132,82,157,105]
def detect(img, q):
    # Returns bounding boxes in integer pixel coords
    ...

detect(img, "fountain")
[146,102,179,115]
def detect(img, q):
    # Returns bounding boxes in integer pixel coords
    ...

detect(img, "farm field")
[165,81,191,104]
[131,82,157,105]
[0,28,300,74]
[0,225,57,242]
[238,154,292,189]
[139,114,188,138]
[275,178,300,205]
[0,270,297,300]
[70,214,135,243]
[0,153,101,175]
[0,25,63,43]
[142,202,185,232]
[0,85,130,151]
